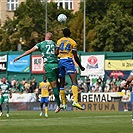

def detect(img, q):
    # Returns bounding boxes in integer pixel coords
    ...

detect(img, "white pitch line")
[0,115,131,122]
[77,115,131,119]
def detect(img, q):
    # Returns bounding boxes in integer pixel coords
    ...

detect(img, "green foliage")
[80,0,133,25]
[0,0,73,51]
[0,0,133,52]
[90,4,133,52]
[67,11,90,51]
[46,2,73,41]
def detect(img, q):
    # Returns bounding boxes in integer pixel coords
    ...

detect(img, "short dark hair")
[63,28,71,37]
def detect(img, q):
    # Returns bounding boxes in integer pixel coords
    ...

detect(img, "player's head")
[43,75,47,82]
[45,32,53,40]
[2,77,6,83]
[63,28,71,37]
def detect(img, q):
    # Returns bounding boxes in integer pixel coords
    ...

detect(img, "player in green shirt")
[0,77,12,117]
[14,32,62,113]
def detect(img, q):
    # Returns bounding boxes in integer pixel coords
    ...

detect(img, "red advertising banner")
[31,55,45,74]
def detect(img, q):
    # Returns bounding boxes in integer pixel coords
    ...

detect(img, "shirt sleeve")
[72,40,77,51]
[57,40,60,47]
[35,42,41,49]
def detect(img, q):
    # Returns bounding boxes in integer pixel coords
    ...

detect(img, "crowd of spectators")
[64,75,133,94]
[0,77,37,94]
[0,75,133,94]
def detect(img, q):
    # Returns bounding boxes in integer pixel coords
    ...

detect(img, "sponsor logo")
[86,56,98,69]
[110,71,124,78]
[73,102,119,111]
[81,93,111,102]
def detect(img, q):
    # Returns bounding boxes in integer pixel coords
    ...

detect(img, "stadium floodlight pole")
[83,0,86,52]
[45,0,48,34]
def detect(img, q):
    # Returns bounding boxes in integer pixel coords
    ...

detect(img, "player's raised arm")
[72,50,85,71]
[14,46,37,62]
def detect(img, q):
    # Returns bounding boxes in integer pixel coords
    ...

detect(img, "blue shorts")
[40,97,49,103]
[59,58,76,77]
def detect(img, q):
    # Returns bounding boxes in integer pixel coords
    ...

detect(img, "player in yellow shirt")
[39,75,51,117]
[56,28,85,110]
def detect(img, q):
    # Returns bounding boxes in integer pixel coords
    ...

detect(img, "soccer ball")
[57,14,67,23]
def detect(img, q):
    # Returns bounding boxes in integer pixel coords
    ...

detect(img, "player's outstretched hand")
[80,66,85,71]
[14,57,20,62]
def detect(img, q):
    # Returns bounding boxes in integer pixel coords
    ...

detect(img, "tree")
[68,11,90,51]
[46,2,73,41]
[79,0,133,26]
[0,0,73,51]
[90,4,133,52]
[0,17,18,51]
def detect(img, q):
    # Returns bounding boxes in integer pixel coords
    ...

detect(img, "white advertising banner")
[81,55,105,76]
[31,55,45,74]
[0,55,7,71]
[80,92,125,102]
[0,55,7,62]
[9,93,36,102]
[38,94,73,102]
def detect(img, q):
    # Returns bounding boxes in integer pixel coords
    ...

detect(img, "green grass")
[0,111,133,133]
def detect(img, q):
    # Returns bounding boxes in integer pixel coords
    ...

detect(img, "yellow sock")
[60,89,66,105]
[45,107,48,115]
[71,85,78,103]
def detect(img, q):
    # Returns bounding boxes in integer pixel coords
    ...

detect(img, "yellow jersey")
[39,81,50,97]
[57,37,77,58]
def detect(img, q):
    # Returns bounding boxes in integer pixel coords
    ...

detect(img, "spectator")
[106,77,111,85]
[11,78,16,88]
[112,84,119,92]
[84,76,90,92]
[104,84,110,92]
[92,82,102,92]
[97,76,103,91]
[119,79,126,92]
[30,77,37,93]
[15,79,20,93]
[24,81,31,93]
[115,78,121,87]
[21,78,26,86]
[121,90,130,112]
[77,78,84,88]
[78,83,86,93]
[112,76,117,83]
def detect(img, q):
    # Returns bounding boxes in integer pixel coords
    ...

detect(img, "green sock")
[6,104,9,113]
[53,87,61,106]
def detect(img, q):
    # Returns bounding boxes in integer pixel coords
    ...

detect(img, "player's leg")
[44,97,49,117]
[50,80,61,113]
[59,59,67,109]
[0,93,3,116]
[0,104,2,116]
[124,102,128,112]
[0,95,3,116]
[45,63,62,113]
[0,103,3,116]
[60,77,67,109]
[5,102,9,117]
[69,73,84,110]
[4,95,10,117]
[40,97,44,116]
[65,58,84,110]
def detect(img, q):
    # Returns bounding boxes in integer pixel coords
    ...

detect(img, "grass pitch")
[0,111,133,133]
